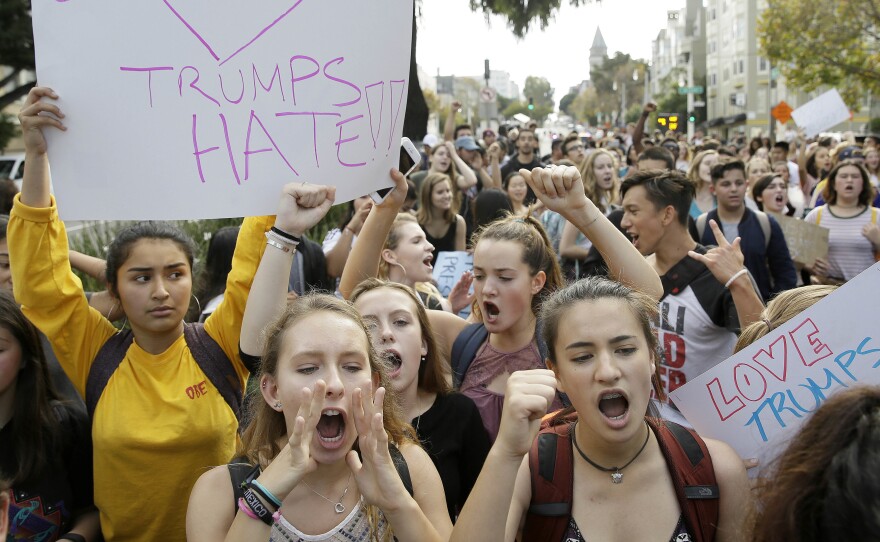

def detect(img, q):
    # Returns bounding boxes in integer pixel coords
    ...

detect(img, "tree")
[523,76,554,110]
[469,0,594,37]
[559,91,578,117]
[759,0,880,107]
[0,0,36,110]
[569,87,601,125]
[655,67,688,119]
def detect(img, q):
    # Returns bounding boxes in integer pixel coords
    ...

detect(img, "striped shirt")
[805,205,879,281]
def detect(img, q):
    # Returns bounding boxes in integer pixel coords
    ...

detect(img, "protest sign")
[790,89,850,139]
[432,251,472,318]
[772,213,829,267]
[32,0,413,220]
[669,262,880,466]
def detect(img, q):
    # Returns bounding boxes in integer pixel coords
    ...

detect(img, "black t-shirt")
[1,402,94,540]
[501,155,544,204]
[413,393,490,520]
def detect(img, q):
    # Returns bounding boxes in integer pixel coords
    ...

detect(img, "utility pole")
[768,60,775,142]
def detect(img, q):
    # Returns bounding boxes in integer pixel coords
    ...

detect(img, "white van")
[0,153,25,190]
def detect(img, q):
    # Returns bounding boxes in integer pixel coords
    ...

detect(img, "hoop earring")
[391,261,408,280]
[105,301,119,321]
[192,294,202,315]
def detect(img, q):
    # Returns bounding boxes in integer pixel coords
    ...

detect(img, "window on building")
[758,57,768,71]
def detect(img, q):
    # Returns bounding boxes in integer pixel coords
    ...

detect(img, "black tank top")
[423,220,458,265]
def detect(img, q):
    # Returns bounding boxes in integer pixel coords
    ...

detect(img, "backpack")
[696,210,770,250]
[451,323,550,389]
[521,416,719,542]
[85,323,248,422]
[227,445,415,514]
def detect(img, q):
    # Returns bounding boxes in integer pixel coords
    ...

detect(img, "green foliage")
[655,68,688,119]
[559,91,578,117]
[468,0,593,38]
[0,113,17,153]
[868,118,880,134]
[759,0,880,108]
[0,0,37,108]
[523,76,554,110]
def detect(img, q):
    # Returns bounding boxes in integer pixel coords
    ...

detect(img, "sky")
[416,0,687,100]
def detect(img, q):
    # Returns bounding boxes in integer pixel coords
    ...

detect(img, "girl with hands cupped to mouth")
[187,264,451,540]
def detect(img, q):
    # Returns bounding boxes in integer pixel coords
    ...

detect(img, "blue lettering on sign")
[743,336,878,442]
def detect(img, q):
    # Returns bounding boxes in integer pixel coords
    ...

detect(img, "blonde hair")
[735,285,837,353]
[578,148,619,213]
[687,150,718,192]
[378,213,421,280]
[236,294,417,542]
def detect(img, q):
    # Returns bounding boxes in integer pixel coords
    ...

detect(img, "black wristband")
[271,226,302,245]
[60,535,87,542]
[243,488,275,525]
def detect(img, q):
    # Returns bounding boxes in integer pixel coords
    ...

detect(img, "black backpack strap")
[451,323,488,389]
[227,459,261,515]
[389,444,414,497]
[184,324,244,423]
[86,330,135,420]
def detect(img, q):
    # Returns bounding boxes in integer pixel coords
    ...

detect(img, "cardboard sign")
[791,89,850,138]
[432,251,473,318]
[669,262,880,466]
[32,0,413,220]
[772,213,829,267]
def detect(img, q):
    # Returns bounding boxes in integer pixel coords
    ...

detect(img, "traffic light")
[657,113,682,133]
[688,111,697,123]
[528,97,535,111]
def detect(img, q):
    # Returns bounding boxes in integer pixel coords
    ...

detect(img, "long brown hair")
[822,159,875,206]
[578,148,620,214]
[0,291,64,485]
[350,278,451,395]
[753,387,880,542]
[416,172,457,225]
[471,214,564,317]
[236,294,416,467]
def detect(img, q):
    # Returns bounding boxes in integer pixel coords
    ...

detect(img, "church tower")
[590,27,608,71]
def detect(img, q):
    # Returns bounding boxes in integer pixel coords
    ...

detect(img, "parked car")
[0,153,25,190]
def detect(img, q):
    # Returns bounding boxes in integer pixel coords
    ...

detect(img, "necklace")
[572,421,651,484]
[302,472,353,513]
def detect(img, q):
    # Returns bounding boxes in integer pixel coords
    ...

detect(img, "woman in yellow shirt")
[9,86,334,541]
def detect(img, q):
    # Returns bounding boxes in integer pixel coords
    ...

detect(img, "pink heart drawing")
[162,0,305,66]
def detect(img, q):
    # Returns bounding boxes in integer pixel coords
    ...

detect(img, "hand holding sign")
[19,87,67,156]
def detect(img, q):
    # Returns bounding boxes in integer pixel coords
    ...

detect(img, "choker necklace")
[572,421,650,484]
[302,472,352,513]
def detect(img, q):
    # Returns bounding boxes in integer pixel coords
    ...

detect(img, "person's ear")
[546,358,564,394]
[260,374,282,412]
[381,249,397,265]
[421,338,428,358]
[662,205,676,226]
[531,271,547,295]
[709,183,717,196]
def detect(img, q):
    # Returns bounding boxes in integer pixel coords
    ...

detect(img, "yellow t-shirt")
[9,195,271,541]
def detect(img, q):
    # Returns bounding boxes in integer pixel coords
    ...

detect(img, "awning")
[723,113,747,125]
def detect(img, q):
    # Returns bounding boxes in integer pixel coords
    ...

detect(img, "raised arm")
[632,102,656,156]
[239,183,335,356]
[446,141,477,190]
[337,170,408,300]
[19,87,64,208]
[324,201,371,279]
[443,101,461,142]
[521,165,663,300]
[450,370,557,542]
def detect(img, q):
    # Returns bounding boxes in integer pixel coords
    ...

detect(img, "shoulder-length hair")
[236,294,416,468]
[350,278,451,396]
[822,159,875,206]
[416,172,456,226]
[0,291,64,485]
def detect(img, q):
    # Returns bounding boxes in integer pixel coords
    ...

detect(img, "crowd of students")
[1,87,879,541]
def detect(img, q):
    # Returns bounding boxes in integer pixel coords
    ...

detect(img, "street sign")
[678,86,704,95]
[772,100,794,124]
[480,86,497,103]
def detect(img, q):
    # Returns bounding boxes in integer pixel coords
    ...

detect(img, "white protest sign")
[669,262,880,466]
[790,89,851,138]
[432,251,472,317]
[32,0,413,220]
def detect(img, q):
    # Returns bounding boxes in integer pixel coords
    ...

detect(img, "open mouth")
[316,409,346,446]
[483,301,500,324]
[423,255,433,270]
[598,391,629,421]
[382,349,403,375]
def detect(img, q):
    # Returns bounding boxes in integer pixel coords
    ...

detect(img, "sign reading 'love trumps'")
[32,0,413,220]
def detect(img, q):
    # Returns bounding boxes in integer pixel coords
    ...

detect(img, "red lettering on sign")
[707,377,746,421]
[789,318,832,367]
